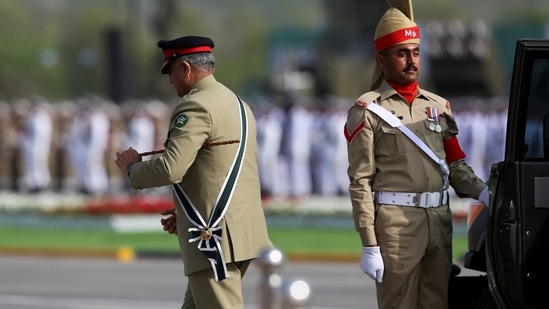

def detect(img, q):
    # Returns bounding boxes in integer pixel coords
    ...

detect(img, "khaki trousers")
[374,204,453,309]
[182,260,251,309]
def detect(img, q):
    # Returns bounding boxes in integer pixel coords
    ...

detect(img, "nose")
[406,54,414,63]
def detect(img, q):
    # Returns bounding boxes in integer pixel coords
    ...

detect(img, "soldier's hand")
[160,208,177,235]
[115,147,141,173]
[478,187,489,207]
[360,246,384,283]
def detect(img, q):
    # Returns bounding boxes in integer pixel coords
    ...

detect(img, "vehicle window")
[524,58,549,160]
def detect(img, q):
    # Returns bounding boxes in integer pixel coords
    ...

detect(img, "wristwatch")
[125,162,135,177]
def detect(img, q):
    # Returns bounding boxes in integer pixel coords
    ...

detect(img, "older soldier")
[115,35,272,309]
[344,1,489,308]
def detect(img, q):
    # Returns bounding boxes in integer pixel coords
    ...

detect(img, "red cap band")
[374,26,420,52]
[162,46,212,59]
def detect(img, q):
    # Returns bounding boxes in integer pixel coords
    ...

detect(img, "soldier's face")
[377,43,421,85]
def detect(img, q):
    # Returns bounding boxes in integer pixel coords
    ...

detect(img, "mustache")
[404,65,418,71]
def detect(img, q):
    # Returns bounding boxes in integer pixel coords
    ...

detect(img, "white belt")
[376,190,449,208]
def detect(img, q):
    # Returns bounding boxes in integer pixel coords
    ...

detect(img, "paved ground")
[0,254,484,309]
[0,255,376,309]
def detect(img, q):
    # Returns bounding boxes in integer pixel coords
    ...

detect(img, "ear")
[375,53,384,69]
[180,61,192,76]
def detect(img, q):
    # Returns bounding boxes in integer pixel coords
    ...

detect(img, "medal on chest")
[426,107,442,133]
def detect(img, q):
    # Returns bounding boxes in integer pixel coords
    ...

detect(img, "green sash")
[172,95,248,281]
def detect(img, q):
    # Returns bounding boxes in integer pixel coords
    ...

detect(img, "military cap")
[370,0,420,90]
[374,7,419,52]
[157,36,215,74]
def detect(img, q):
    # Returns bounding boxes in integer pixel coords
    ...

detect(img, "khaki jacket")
[345,81,486,247]
[129,75,272,275]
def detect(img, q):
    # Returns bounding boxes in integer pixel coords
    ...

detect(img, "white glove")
[360,246,384,283]
[478,187,489,207]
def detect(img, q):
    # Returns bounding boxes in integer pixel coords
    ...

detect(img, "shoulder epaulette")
[355,91,381,108]
[344,91,380,144]
[354,91,381,109]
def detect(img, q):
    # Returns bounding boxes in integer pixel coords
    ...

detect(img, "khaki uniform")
[346,81,485,308]
[129,75,272,308]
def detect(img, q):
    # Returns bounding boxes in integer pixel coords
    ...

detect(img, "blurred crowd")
[0,95,507,198]
[0,95,170,196]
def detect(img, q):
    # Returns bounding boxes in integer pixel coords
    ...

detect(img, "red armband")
[444,136,466,163]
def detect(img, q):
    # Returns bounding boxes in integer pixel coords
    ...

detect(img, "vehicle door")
[487,39,549,309]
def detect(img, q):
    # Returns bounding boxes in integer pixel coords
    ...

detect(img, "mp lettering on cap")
[405,29,417,37]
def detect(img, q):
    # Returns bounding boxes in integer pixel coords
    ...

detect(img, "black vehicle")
[449,39,549,309]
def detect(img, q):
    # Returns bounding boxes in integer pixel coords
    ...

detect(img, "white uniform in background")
[468,110,488,181]
[68,104,110,195]
[21,103,53,192]
[484,110,506,176]
[310,108,335,195]
[256,105,284,197]
[125,108,156,155]
[329,107,350,195]
[279,104,313,198]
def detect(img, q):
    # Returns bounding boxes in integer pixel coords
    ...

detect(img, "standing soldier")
[278,96,313,199]
[255,102,284,198]
[344,1,489,308]
[20,97,53,193]
[51,101,76,192]
[67,97,110,195]
[115,35,272,309]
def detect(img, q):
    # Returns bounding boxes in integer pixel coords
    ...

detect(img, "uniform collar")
[378,80,427,103]
[185,74,217,96]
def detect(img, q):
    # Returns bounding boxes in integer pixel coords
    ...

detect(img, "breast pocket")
[378,125,414,155]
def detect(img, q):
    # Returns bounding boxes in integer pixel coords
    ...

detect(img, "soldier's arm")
[345,105,378,247]
[129,100,210,190]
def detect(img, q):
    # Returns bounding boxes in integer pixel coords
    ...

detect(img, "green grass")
[0,226,180,252]
[0,225,468,261]
[270,227,468,261]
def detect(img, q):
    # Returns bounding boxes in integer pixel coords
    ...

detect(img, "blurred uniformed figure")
[255,102,284,198]
[67,97,110,195]
[122,101,156,155]
[344,1,489,308]
[278,96,313,199]
[311,102,349,196]
[115,35,272,309]
[19,97,53,192]
[467,109,489,180]
[51,101,76,192]
[310,104,336,195]
[483,107,506,176]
